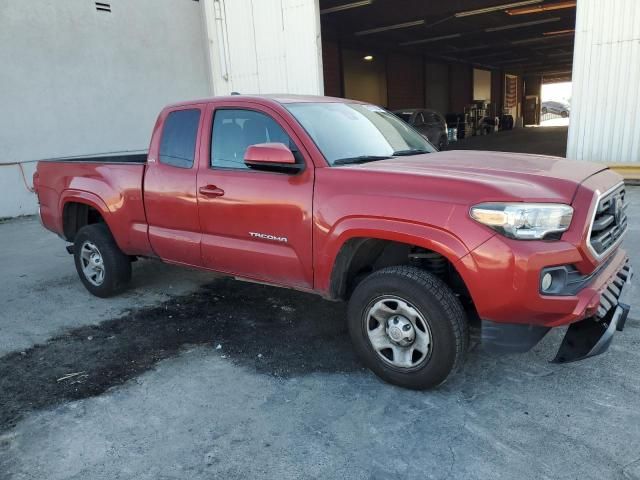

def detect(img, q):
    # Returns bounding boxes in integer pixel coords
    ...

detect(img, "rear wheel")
[561,110,568,118]
[347,266,468,389]
[73,223,131,297]
[542,107,548,115]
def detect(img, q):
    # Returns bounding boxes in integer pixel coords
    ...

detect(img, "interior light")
[484,17,561,32]
[454,0,542,18]
[400,34,462,46]
[506,1,576,15]
[511,34,572,45]
[355,20,425,36]
[543,29,575,36]
[320,0,373,15]
[363,55,374,61]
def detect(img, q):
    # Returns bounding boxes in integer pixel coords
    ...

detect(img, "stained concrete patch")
[0,279,355,432]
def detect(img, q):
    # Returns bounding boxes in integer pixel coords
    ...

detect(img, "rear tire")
[73,223,132,297]
[347,266,468,389]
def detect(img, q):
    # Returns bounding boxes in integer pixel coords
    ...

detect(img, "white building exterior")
[567,0,640,166]
[0,0,323,218]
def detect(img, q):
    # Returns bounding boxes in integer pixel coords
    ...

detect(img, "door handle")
[199,185,225,197]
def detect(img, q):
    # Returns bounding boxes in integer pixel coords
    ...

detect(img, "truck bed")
[36,159,152,256]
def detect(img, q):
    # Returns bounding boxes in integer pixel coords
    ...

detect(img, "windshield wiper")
[392,149,430,157]
[333,155,392,165]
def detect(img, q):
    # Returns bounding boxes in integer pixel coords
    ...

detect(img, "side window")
[211,109,295,170]
[159,109,200,169]
[414,113,425,126]
[424,113,438,124]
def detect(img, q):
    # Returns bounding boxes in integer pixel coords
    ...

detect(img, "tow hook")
[66,245,74,255]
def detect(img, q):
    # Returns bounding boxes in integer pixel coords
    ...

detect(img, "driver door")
[196,103,314,288]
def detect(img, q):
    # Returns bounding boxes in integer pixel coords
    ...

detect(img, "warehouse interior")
[319,0,577,149]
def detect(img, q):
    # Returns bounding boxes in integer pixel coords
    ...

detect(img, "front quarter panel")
[313,167,495,294]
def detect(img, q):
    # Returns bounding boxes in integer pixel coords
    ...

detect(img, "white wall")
[567,0,640,164]
[201,0,323,96]
[0,0,211,218]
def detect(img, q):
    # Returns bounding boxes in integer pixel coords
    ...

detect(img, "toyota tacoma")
[34,95,632,389]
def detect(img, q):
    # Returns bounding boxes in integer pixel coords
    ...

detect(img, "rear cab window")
[159,109,201,169]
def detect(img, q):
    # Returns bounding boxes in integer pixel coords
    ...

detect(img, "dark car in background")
[542,101,570,117]
[393,108,449,150]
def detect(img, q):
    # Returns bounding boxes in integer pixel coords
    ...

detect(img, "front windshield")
[285,102,436,166]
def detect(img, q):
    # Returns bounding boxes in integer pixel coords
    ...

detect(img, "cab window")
[211,109,296,170]
[159,109,201,169]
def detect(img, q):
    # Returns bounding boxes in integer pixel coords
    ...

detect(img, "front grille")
[597,259,631,318]
[589,184,627,257]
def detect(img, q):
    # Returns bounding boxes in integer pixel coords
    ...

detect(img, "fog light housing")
[539,266,573,295]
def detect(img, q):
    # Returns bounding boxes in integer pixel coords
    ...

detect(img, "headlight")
[470,203,573,240]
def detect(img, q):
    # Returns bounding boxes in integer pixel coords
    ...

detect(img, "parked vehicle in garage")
[542,101,570,117]
[34,94,632,390]
[393,108,449,150]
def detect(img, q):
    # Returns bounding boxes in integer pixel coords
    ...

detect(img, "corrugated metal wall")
[567,0,640,164]
[202,0,323,96]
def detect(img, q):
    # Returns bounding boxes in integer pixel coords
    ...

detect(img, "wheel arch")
[59,190,112,242]
[322,220,473,304]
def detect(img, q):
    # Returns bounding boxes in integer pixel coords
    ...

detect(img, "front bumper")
[481,260,633,362]
[458,233,631,327]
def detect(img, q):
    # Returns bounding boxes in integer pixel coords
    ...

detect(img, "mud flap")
[553,303,630,363]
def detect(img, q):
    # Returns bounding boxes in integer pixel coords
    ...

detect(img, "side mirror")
[244,143,303,173]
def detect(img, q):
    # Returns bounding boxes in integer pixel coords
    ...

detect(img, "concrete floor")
[451,126,569,158]
[0,183,639,480]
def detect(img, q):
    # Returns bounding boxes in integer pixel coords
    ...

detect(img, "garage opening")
[319,0,576,157]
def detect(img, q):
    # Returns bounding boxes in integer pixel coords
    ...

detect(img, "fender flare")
[319,217,471,298]
[58,189,115,241]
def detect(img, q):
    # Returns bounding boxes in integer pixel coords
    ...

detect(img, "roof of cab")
[165,94,366,109]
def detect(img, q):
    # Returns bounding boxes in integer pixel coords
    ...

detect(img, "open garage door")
[319,0,577,155]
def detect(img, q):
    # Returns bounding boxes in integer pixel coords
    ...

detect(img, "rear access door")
[144,104,206,266]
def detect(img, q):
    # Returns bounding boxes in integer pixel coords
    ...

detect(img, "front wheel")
[347,266,468,389]
[73,223,132,297]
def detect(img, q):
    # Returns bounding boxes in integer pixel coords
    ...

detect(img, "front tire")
[73,223,132,297]
[347,266,468,389]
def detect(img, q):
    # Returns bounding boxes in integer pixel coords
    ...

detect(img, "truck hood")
[350,150,608,203]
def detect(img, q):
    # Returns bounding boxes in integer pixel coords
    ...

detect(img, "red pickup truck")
[34,95,632,389]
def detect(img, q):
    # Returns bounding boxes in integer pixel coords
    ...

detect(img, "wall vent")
[95,2,111,12]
